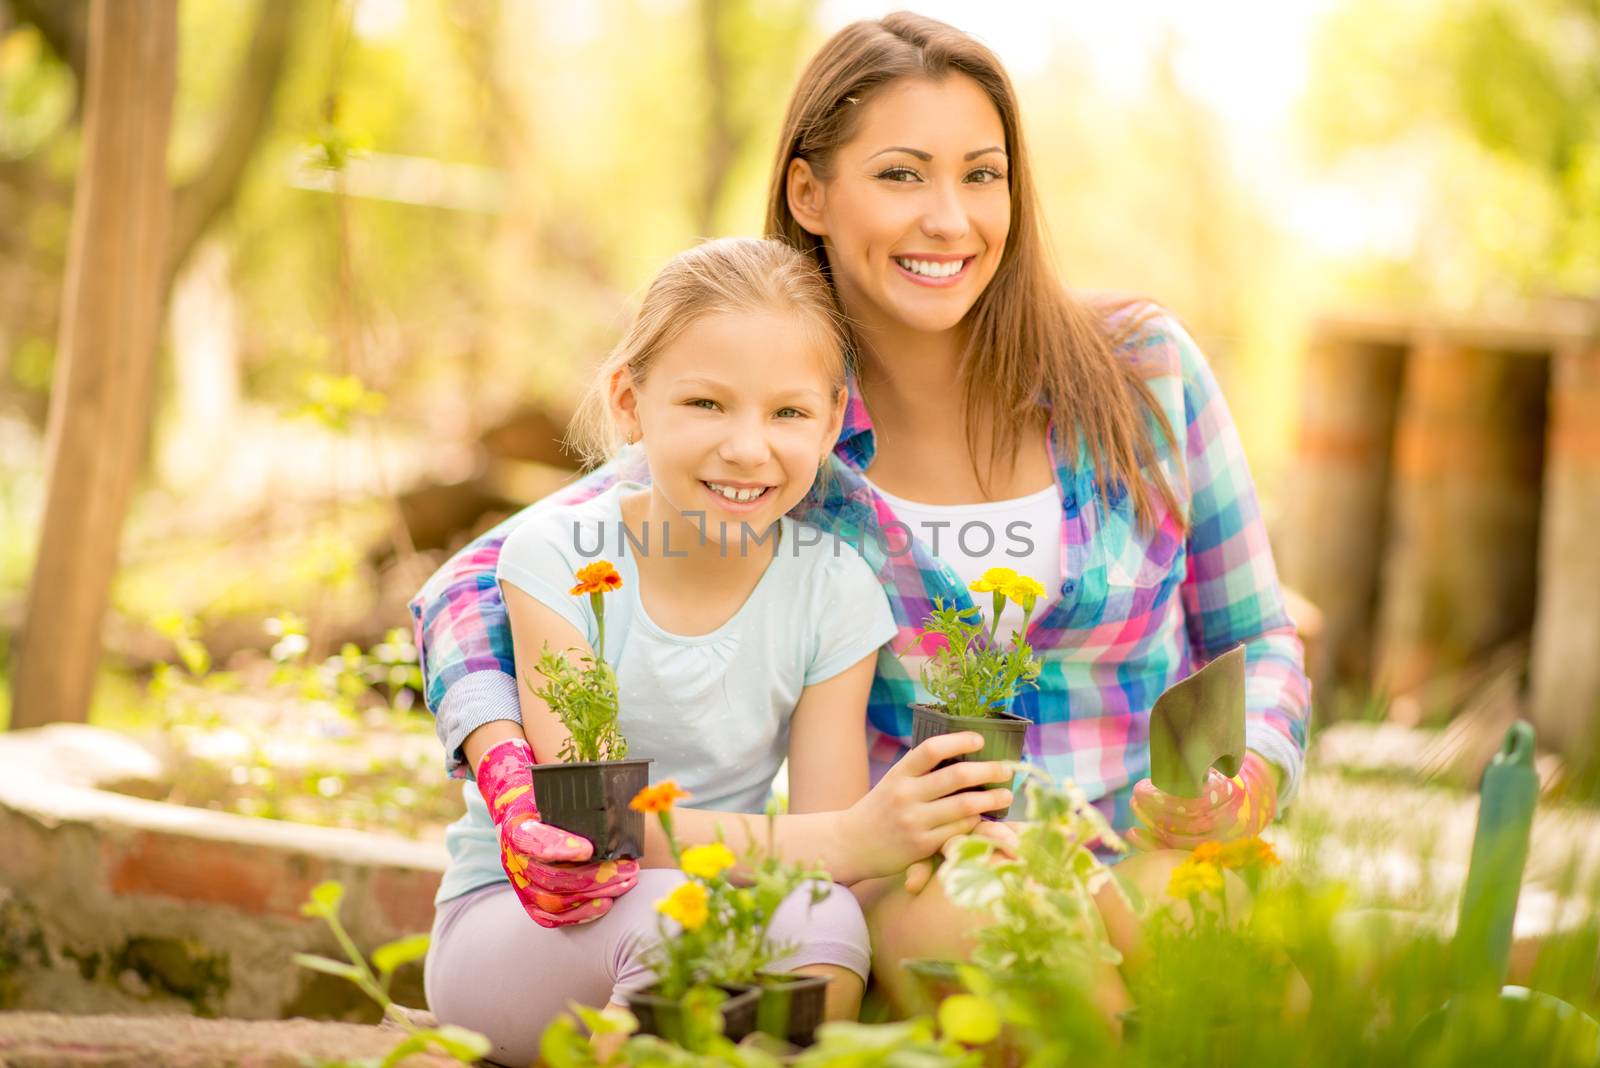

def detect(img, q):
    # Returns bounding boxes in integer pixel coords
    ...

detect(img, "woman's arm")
[1169,319,1310,801]
[784,652,876,814]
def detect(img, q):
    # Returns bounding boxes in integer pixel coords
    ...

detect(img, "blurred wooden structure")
[11,0,177,730]
[1281,306,1600,761]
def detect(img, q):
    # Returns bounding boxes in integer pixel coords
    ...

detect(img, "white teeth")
[895,256,965,278]
[706,482,767,503]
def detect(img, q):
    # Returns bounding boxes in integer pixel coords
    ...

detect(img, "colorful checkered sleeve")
[1171,323,1311,803]
[408,461,629,779]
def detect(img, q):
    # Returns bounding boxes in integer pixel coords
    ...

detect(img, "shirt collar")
[834,376,877,471]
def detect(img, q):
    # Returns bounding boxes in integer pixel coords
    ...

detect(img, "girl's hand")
[838,732,1015,882]
[1127,750,1279,851]
[477,739,640,927]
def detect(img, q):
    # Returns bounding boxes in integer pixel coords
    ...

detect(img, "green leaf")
[301,880,345,918]
[539,1015,597,1068]
[420,1025,493,1062]
[292,953,362,981]
[378,1035,427,1068]
[937,995,1002,1046]
[371,933,430,977]
[573,1002,638,1037]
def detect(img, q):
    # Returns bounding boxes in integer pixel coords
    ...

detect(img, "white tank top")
[864,476,1063,640]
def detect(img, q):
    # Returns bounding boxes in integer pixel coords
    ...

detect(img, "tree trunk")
[10,0,176,730]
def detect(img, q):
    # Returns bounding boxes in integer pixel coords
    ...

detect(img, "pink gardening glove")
[1128,750,1279,852]
[476,738,640,928]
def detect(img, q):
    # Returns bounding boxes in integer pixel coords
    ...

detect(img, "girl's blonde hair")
[765,12,1183,532]
[568,237,846,469]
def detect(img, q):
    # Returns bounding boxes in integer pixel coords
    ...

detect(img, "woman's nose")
[919,181,970,242]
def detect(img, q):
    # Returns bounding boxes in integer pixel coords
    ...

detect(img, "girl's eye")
[687,398,720,411]
[966,165,1006,184]
[775,407,808,419]
[875,166,921,183]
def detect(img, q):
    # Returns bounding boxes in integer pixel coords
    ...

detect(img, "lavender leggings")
[424,871,870,1067]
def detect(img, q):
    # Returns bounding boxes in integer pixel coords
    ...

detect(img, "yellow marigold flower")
[969,567,1020,594]
[1219,836,1280,871]
[1003,574,1046,609]
[680,843,737,881]
[1167,858,1225,900]
[570,560,624,596]
[630,780,690,814]
[656,881,709,931]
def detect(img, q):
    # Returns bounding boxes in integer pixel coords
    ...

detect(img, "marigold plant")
[909,566,1044,718]
[530,560,627,763]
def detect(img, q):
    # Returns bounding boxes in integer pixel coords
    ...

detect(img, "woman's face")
[613,310,846,546]
[789,74,1012,340]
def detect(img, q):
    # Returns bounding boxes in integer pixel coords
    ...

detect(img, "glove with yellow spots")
[1128,750,1280,852]
[476,738,640,928]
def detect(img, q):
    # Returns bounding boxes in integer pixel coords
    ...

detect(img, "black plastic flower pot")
[753,971,832,1048]
[901,957,964,1013]
[626,983,761,1046]
[909,703,1027,818]
[528,757,652,861]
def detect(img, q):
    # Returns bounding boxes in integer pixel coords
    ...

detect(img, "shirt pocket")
[1076,498,1186,632]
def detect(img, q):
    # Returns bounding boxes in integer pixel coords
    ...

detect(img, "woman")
[413,9,1308,1030]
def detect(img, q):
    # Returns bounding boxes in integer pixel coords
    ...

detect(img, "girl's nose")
[919,181,970,242]
[719,418,772,466]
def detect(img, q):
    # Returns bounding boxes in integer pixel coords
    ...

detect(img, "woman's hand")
[902,818,1022,895]
[477,738,640,927]
[836,732,1015,883]
[1128,750,1279,851]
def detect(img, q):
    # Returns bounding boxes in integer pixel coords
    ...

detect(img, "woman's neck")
[854,321,969,433]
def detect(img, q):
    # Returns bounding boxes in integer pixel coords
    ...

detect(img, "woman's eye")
[687,398,720,411]
[876,166,921,183]
[966,166,1006,184]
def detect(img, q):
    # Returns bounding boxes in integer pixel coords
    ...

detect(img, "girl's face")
[613,310,846,544]
[788,74,1012,340]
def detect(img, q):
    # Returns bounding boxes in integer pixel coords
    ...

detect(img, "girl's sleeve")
[407,462,627,780]
[1169,322,1312,805]
[805,539,900,686]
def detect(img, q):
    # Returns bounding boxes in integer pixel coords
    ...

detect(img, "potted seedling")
[905,567,1044,818]
[905,769,1134,1063]
[526,560,651,860]
[627,782,835,1049]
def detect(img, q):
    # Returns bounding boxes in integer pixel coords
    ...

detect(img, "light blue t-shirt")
[435,482,898,903]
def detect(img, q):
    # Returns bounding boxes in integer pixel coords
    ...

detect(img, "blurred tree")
[11,0,177,730]
[1304,0,1600,299]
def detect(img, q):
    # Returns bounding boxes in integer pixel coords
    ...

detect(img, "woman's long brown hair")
[763,11,1184,532]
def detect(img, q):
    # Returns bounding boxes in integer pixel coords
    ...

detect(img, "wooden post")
[1373,333,1548,699]
[10,0,177,730]
[1280,318,1407,706]
[1529,341,1600,759]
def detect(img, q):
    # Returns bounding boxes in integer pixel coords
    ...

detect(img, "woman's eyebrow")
[868,146,932,161]
[865,146,1006,161]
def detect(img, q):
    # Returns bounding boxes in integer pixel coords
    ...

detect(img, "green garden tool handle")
[1453,720,1539,994]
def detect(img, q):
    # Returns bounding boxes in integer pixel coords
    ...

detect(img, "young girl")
[422,237,1015,1065]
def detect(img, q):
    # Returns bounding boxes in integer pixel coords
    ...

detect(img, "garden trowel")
[1148,644,1246,797]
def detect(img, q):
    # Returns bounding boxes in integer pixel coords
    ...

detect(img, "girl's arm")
[784,652,875,813]
[479,583,1011,883]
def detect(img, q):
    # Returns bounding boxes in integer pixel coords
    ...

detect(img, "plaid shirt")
[409,314,1310,831]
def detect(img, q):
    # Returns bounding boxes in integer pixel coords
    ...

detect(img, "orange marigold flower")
[1219,836,1280,871]
[570,561,624,596]
[1192,841,1226,866]
[630,779,690,814]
